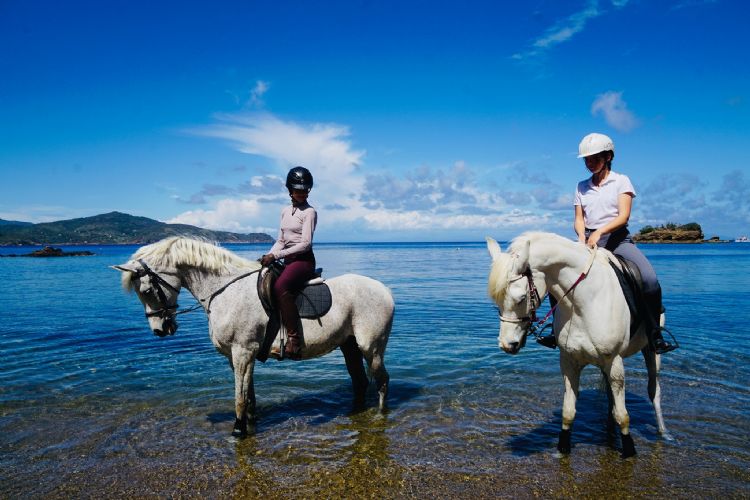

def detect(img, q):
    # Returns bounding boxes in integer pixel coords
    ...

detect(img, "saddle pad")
[608,257,646,338]
[296,283,332,318]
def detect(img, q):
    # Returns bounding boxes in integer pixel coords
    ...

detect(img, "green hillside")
[0,212,273,245]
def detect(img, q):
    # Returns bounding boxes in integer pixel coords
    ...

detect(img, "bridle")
[498,267,542,326]
[132,259,261,326]
[498,246,597,337]
[134,259,182,321]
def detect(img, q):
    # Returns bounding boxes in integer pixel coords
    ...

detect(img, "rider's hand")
[586,230,601,248]
[260,254,275,266]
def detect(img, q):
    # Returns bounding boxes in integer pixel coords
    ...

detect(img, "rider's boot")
[537,296,557,349]
[644,287,677,355]
[536,328,557,349]
[275,290,303,360]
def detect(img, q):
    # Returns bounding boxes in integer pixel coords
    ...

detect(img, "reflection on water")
[2,243,750,497]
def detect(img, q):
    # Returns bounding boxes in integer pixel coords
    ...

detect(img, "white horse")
[113,237,393,436]
[486,232,668,458]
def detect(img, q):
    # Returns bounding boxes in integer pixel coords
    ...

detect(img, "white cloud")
[167,198,272,234]
[513,1,600,60]
[513,1,631,60]
[190,112,364,185]
[591,91,639,132]
[363,209,552,232]
[180,112,574,240]
[248,80,270,107]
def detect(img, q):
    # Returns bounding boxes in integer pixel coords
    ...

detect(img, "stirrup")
[652,327,679,354]
[535,323,557,349]
[270,344,284,359]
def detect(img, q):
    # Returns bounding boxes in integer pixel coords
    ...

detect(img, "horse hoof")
[621,433,636,458]
[557,429,572,454]
[232,418,249,438]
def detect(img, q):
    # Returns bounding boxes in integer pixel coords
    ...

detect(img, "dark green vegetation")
[634,222,715,243]
[0,211,273,245]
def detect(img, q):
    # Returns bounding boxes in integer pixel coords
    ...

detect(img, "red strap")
[536,272,586,326]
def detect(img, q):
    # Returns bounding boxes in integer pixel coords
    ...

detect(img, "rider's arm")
[574,205,586,243]
[586,193,633,247]
[265,211,286,260]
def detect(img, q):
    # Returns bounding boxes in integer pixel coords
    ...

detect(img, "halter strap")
[499,245,597,330]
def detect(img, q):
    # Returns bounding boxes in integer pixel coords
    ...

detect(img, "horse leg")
[558,354,582,454]
[230,345,257,437]
[340,336,368,407]
[363,348,389,412]
[600,369,617,444]
[642,346,670,437]
[605,356,636,458]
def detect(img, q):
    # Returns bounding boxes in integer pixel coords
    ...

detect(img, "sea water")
[1,242,749,497]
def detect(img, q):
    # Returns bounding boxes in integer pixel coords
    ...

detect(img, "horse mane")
[488,232,579,304]
[121,236,261,291]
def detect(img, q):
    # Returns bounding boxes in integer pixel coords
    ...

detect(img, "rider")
[260,166,317,360]
[537,133,677,354]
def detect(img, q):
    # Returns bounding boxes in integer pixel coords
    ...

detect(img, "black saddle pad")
[608,256,647,337]
[296,283,332,318]
[255,271,331,363]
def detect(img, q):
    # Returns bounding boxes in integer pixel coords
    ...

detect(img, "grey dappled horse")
[487,232,670,458]
[114,237,393,436]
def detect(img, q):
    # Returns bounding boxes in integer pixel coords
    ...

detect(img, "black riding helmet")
[285,166,313,192]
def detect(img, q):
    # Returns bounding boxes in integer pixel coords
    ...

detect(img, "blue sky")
[1,0,748,241]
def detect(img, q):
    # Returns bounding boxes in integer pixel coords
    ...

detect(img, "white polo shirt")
[574,170,636,229]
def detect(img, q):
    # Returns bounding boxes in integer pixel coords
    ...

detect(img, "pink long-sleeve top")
[267,202,317,260]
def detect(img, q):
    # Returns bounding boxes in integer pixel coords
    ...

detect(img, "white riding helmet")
[578,133,615,158]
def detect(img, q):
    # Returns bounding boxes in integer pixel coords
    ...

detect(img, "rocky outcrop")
[633,228,704,243]
[1,246,95,257]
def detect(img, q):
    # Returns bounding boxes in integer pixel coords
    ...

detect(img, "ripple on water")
[2,243,750,496]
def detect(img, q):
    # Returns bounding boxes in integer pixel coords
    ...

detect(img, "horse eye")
[143,288,153,295]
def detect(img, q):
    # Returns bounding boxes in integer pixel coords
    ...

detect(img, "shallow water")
[1,242,749,497]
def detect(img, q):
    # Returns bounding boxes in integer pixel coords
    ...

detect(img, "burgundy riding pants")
[274,258,315,337]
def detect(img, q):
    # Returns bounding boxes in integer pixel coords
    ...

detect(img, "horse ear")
[514,240,530,273]
[111,263,138,273]
[486,237,503,261]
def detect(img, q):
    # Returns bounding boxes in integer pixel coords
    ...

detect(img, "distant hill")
[0,211,274,245]
[0,218,33,227]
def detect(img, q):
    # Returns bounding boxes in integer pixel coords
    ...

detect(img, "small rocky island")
[633,222,723,243]
[1,246,95,257]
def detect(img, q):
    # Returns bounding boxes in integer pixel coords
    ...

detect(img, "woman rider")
[260,166,317,360]
[537,133,677,354]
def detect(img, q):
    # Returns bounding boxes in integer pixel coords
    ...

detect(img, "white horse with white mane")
[113,237,393,436]
[486,232,669,458]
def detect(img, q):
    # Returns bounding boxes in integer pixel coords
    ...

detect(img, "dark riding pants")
[587,227,663,338]
[273,258,315,336]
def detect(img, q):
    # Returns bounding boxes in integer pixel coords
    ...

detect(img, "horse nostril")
[508,341,519,353]
[154,329,166,337]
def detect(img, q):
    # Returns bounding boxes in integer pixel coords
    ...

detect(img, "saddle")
[255,263,332,362]
[607,255,650,338]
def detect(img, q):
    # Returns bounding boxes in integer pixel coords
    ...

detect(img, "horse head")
[486,236,547,355]
[112,260,182,337]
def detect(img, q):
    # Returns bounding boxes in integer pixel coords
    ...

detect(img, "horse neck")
[528,238,597,300]
[180,266,232,304]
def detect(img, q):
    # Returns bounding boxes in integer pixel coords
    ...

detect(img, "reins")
[135,259,261,318]
[499,245,598,337]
